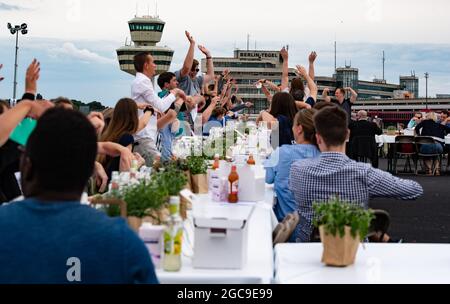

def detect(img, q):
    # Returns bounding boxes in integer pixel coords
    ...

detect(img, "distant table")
[156,185,275,284]
[274,243,450,284]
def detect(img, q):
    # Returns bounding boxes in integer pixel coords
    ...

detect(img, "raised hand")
[309,51,317,63]
[245,102,254,108]
[280,47,288,61]
[198,45,211,57]
[185,31,195,45]
[296,65,308,78]
[25,59,40,95]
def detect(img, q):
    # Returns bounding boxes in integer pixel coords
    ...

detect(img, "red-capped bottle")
[228,166,239,204]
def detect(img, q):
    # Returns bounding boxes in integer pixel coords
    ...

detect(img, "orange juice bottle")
[247,154,256,165]
[228,166,239,204]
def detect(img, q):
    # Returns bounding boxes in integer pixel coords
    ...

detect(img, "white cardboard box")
[192,204,255,270]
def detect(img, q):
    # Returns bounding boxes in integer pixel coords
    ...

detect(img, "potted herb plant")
[157,163,188,219]
[187,156,208,194]
[313,197,375,267]
[386,125,397,136]
[122,178,168,232]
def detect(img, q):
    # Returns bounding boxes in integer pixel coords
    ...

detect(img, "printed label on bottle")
[230,181,239,194]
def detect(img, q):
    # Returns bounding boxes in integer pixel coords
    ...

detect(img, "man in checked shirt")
[289,105,423,243]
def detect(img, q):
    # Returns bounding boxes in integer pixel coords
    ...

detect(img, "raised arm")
[179,31,196,78]
[322,87,332,103]
[308,51,317,81]
[201,97,219,124]
[346,87,358,103]
[156,109,177,130]
[198,45,215,84]
[280,47,289,91]
[296,65,318,101]
[0,100,53,147]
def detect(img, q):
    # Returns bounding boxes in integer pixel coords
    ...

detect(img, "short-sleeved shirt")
[174,70,204,97]
[332,98,352,123]
[174,70,204,122]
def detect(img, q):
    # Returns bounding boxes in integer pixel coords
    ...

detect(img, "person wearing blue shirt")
[0,108,158,284]
[265,109,320,240]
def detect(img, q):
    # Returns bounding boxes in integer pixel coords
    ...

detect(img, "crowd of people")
[2,28,449,283]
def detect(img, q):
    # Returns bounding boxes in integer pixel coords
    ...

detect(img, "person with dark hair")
[265,109,320,233]
[0,60,54,204]
[132,52,183,164]
[0,108,158,284]
[175,31,215,124]
[438,110,450,128]
[156,72,185,161]
[289,106,423,243]
[323,86,358,124]
[415,112,450,176]
[99,98,150,178]
[257,92,297,147]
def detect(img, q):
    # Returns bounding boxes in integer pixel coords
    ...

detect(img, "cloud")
[0,2,24,10]
[49,42,116,65]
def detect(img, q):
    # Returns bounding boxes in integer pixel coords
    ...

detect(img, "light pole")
[424,72,429,111]
[7,22,28,102]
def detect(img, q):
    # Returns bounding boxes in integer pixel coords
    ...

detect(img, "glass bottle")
[212,154,220,170]
[109,171,120,198]
[228,165,239,204]
[163,215,183,272]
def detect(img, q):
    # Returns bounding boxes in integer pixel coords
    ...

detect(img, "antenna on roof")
[135,2,138,17]
[382,50,385,81]
[247,34,250,51]
[155,0,158,17]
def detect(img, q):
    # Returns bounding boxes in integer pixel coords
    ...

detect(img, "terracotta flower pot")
[128,216,143,233]
[191,174,208,194]
[319,226,360,267]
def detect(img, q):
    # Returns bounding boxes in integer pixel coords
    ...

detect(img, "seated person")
[257,92,297,147]
[0,108,158,284]
[415,112,450,175]
[99,98,150,179]
[407,112,423,129]
[289,105,423,243]
[265,109,320,235]
[349,110,383,167]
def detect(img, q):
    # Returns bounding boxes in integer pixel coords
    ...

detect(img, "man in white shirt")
[131,52,186,164]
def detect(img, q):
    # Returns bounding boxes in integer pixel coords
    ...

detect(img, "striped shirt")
[289,152,423,242]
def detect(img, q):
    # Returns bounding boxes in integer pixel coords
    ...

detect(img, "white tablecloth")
[156,185,275,284]
[376,135,450,145]
[274,243,450,284]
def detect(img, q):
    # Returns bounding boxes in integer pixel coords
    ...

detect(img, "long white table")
[156,185,275,284]
[376,135,450,145]
[274,243,450,284]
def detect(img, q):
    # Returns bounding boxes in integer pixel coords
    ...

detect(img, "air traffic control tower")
[117,15,173,76]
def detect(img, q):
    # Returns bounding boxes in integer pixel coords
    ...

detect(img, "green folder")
[9,118,37,146]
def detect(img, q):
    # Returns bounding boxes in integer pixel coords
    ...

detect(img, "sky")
[1,0,450,106]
